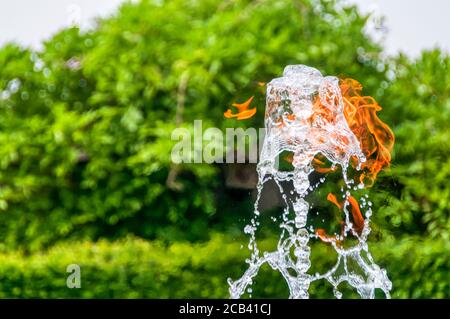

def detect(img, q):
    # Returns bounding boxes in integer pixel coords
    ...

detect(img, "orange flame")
[315,228,339,244]
[312,154,338,174]
[312,79,393,245]
[310,78,394,187]
[347,196,365,234]
[284,153,294,164]
[316,192,365,245]
[224,96,257,120]
[327,193,343,210]
[340,78,395,186]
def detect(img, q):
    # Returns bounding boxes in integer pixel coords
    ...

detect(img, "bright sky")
[347,0,450,56]
[0,0,449,57]
[0,0,125,49]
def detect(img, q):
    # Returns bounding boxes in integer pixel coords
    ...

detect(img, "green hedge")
[0,235,447,298]
[0,0,447,299]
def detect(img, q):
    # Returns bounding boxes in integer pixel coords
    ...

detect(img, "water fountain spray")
[228,65,394,299]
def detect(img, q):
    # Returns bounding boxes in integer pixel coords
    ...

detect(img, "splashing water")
[228,65,392,299]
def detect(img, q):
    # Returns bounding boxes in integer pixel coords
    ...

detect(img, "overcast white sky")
[0,0,449,57]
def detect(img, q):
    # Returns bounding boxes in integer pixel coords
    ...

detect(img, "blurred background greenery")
[0,0,448,298]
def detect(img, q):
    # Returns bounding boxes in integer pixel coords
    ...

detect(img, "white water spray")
[228,65,392,299]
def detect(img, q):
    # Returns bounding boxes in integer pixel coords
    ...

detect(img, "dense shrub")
[0,0,448,298]
[0,0,385,250]
[373,50,450,242]
[0,235,447,298]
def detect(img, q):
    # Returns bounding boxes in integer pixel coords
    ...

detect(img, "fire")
[315,228,339,244]
[226,76,393,245]
[310,78,394,187]
[312,78,394,244]
[224,96,257,120]
[312,154,337,174]
[328,193,365,234]
[340,78,395,186]
[315,192,365,245]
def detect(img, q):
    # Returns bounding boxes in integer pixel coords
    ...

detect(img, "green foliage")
[372,50,450,241]
[0,0,448,298]
[0,0,385,250]
[0,235,446,298]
